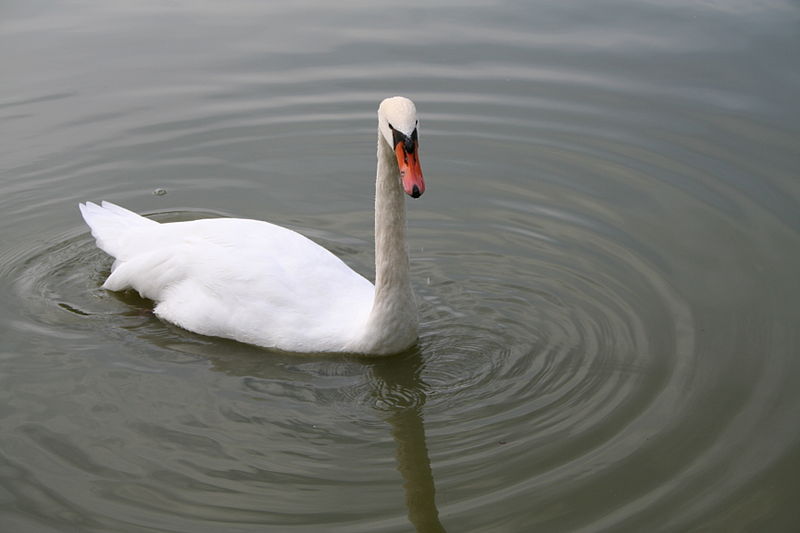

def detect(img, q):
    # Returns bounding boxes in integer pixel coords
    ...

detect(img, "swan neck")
[375,132,409,287]
[363,132,417,352]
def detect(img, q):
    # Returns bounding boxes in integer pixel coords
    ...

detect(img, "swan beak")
[395,136,425,198]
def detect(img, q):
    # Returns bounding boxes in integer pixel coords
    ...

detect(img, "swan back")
[80,202,375,353]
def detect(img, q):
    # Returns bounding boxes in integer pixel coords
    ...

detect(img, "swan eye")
[387,122,395,131]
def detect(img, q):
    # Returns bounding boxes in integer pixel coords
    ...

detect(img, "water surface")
[2,1,799,531]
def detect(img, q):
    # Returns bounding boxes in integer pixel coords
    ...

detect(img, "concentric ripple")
[2,1,800,532]
[2,121,699,533]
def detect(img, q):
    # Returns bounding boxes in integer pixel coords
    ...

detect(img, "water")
[2,1,799,531]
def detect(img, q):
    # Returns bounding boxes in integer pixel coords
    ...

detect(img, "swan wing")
[80,202,374,351]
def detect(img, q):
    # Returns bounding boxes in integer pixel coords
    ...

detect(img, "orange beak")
[395,139,425,198]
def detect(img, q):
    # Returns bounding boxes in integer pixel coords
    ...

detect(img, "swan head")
[378,96,425,198]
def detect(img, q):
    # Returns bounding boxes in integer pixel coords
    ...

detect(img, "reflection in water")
[2,0,799,529]
[203,342,446,532]
[370,351,446,533]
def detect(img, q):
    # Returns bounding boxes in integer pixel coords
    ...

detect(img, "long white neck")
[360,132,418,354]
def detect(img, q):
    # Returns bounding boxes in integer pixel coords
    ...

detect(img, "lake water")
[2,1,799,531]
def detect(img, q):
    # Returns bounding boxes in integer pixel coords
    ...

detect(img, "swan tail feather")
[79,201,158,259]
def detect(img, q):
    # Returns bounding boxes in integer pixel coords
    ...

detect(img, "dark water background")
[2,1,799,531]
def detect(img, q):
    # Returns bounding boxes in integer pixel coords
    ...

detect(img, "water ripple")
[2,2,799,530]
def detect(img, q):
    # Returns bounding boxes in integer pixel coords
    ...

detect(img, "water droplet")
[153,188,167,196]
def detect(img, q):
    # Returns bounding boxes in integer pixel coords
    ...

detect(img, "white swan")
[80,96,426,355]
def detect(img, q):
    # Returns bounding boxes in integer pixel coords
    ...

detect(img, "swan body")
[80,97,426,355]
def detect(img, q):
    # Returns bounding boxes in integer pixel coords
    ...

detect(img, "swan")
[79,96,426,355]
